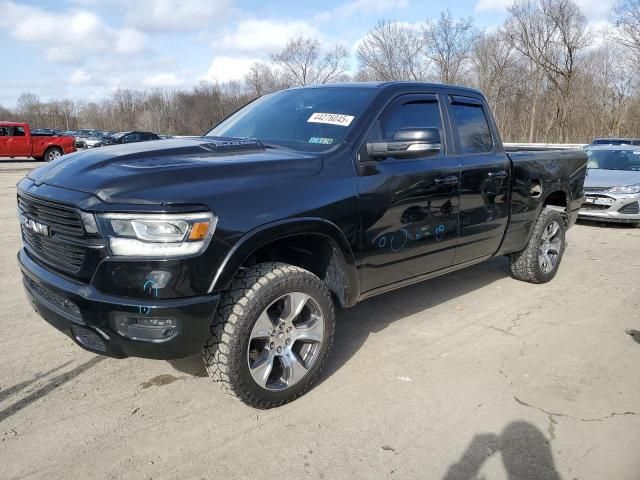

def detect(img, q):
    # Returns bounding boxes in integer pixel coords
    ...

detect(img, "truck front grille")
[18,192,85,237]
[22,230,87,274]
[18,192,90,275]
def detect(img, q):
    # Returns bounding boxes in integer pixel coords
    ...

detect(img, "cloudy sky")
[0,0,617,107]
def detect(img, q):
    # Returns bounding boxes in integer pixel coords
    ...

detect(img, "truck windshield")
[586,149,640,171]
[205,88,377,152]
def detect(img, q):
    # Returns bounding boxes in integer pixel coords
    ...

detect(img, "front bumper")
[19,248,219,359]
[578,193,640,224]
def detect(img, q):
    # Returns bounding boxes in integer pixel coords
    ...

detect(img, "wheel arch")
[209,218,360,308]
[542,188,569,209]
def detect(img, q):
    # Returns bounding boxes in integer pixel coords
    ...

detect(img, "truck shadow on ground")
[0,356,104,423]
[168,257,512,380]
[169,257,512,381]
[443,421,560,480]
[317,256,511,385]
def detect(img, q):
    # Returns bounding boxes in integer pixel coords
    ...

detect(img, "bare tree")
[356,20,430,81]
[424,10,479,84]
[16,93,42,126]
[271,37,349,86]
[245,62,290,96]
[506,0,590,140]
[470,30,521,134]
[611,0,640,57]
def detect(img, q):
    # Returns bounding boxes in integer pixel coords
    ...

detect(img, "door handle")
[434,175,459,186]
[488,171,508,179]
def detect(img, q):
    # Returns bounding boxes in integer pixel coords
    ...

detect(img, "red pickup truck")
[0,122,76,161]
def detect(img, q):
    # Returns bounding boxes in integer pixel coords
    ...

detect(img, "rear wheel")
[43,147,63,162]
[509,207,567,284]
[203,262,335,408]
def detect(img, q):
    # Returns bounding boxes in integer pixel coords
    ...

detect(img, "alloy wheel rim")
[49,150,61,160]
[247,292,324,391]
[538,220,562,273]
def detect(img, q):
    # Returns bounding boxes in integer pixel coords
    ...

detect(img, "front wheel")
[203,262,335,408]
[509,207,567,284]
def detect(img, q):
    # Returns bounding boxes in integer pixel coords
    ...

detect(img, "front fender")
[208,217,359,306]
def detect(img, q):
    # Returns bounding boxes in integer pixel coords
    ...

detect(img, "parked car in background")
[590,137,640,146]
[580,145,640,226]
[108,131,160,144]
[0,122,75,161]
[82,133,117,149]
[31,128,61,136]
[74,129,102,149]
[60,130,77,137]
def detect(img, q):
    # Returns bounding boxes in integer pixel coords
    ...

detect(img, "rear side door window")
[11,126,25,137]
[449,98,493,154]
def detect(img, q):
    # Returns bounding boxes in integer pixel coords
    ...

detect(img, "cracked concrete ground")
[0,160,639,479]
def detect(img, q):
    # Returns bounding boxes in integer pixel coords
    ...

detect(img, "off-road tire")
[509,207,567,284]
[203,262,335,409]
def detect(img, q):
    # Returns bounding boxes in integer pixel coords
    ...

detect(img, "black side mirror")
[367,128,441,159]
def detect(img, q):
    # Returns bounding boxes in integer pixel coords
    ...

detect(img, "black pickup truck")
[17,82,587,408]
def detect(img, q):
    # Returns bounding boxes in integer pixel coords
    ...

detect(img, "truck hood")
[27,137,323,205]
[585,168,640,189]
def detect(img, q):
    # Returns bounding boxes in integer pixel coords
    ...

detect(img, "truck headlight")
[97,212,216,258]
[608,183,640,194]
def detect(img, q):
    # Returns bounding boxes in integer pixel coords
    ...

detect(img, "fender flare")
[208,217,360,307]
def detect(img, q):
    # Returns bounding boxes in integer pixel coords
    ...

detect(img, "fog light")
[114,313,178,341]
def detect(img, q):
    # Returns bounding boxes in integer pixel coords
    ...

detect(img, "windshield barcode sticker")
[308,113,354,127]
[309,137,334,144]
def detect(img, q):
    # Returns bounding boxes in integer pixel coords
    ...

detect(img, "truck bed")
[498,148,588,255]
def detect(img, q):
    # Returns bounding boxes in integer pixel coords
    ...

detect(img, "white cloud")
[216,19,319,55]
[474,0,510,13]
[316,0,409,23]
[142,73,187,88]
[204,56,261,82]
[69,69,92,85]
[0,1,147,64]
[125,0,232,32]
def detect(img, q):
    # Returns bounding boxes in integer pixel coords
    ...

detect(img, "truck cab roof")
[295,81,484,97]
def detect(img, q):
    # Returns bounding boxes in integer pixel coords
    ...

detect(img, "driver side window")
[368,99,444,157]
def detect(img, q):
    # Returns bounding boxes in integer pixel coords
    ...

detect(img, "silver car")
[579,145,640,226]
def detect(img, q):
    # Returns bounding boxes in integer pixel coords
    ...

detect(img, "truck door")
[357,94,460,292]
[8,126,30,157]
[445,95,511,264]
